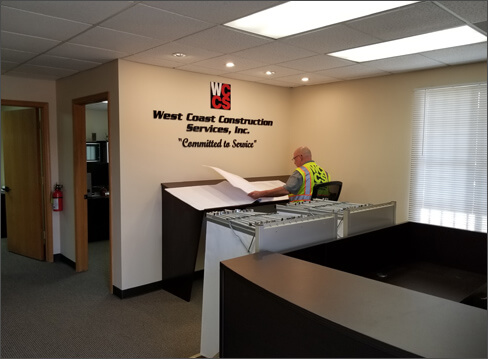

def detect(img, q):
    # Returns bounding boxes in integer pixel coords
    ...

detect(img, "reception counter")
[220,222,487,358]
[286,221,487,306]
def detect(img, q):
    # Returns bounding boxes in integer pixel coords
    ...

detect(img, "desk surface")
[221,252,487,358]
[161,175,290,189]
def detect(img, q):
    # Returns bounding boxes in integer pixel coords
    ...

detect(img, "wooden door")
[2,108,45,260]
[73,92,111,284]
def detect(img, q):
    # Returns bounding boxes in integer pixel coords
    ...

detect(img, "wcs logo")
[210,82,231,110]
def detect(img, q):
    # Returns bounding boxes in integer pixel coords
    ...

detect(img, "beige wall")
[86,108,108,141]
[290,62,487,222]
[117,59,292,289]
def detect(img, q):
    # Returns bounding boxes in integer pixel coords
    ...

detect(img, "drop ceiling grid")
[0,1,486,86]
[172,26,273,54]
[140,1,286,25]
[0,0,137,24]
[1,6,92,41]
[126,42,224,65]
[344,1,466,41]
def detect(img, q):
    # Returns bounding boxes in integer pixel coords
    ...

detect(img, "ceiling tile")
[281,24,380,54]
[1,70,60,80]
[7,63,77,79]
[254,77,303,88]
[279,55,354,72]
[99,3,213,42]
[1,60,18,72]
[1,48,38,63]
[223,72,262,82]
[0,1,485,84]
[1,31,60,54]
[71,27,165,53]
[47,43,127,63]
[232,65,302,79]
[125,55,182,69]
[316,64,390,80]
[192,55,266,72]
[365,54,446,73]
[130,42,222,64]
[275,73,339,86]
[421,43,488,65]
[0,0,136,24]
[0,6,91,41]
[175,64,227,76]
[474,21,487,33]
[346,2,465,41]
[29,54,101,71]
[175,26,271,54]
[233,42,317,64]
[141,1,285,24]
[437,1,488,23]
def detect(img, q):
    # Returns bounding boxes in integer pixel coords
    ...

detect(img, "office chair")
[312,181,343,201]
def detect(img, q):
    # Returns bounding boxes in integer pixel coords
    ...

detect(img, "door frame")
[72,92,112,291]
[1,99,53,262]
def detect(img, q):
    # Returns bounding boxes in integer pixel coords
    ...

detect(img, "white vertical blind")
[409,83,487,233]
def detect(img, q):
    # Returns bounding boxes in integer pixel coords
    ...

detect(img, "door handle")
[2,186,11,193]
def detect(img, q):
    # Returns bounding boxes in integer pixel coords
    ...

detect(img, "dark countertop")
[221,251,487,358]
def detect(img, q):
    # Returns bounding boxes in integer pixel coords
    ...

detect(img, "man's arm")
[248,186,290,200]
[248,170,303,200]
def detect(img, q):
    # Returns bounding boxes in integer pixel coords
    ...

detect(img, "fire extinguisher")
[52,184,63,211]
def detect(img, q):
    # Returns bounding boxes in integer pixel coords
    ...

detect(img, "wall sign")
[210,82,231,110]
[153,82,273,149]
[153,110,273,149]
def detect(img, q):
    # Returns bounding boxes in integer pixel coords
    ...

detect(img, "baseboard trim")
[113,270,204,299]
[113,280,163,299]
[53,253,76,269]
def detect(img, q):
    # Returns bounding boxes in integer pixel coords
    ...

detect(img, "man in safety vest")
[248,146,330,202]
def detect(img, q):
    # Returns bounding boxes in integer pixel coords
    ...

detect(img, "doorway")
[1,100,53,262]
[72,92,112,292]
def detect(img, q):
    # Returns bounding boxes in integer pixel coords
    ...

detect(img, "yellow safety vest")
[288,162,330,202]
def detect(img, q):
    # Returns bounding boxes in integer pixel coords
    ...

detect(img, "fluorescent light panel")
[225,1,417,39]
[329,26,487,62]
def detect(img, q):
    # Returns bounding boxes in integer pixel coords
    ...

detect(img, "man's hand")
[248,191,263,200]
[248,186,290,199]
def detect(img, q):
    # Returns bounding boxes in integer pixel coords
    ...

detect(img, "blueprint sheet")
[164,166,287,210]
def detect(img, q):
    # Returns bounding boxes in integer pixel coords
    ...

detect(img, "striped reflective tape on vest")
[289,165,313,202]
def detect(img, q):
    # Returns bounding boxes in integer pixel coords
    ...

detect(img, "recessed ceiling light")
[172,52,186,58]
[226,62,235,68]
[225,1,417,39]
[328,25,487,62]
[301,77,309,82]
[266,71,275,76]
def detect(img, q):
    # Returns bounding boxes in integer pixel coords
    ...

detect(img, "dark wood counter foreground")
[220,251,486,358]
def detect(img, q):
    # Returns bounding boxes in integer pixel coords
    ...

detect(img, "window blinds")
[409,83,487,233]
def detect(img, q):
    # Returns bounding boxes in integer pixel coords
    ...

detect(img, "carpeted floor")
[1,238,203,358]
